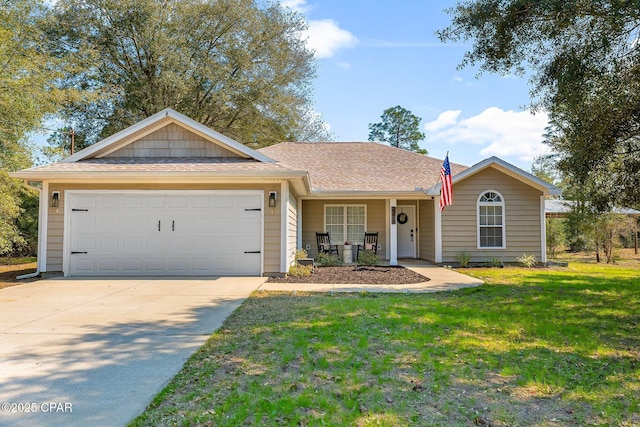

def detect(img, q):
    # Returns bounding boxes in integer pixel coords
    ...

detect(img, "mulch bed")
[267,265,429,285]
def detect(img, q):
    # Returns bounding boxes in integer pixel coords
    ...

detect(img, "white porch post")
[540,195,547,263]
[389,198,398,266]
[434,196,442,263]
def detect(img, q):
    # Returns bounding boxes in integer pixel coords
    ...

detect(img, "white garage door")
[66,191,263,276]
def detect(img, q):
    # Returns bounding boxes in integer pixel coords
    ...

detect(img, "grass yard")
[131,256,640,427]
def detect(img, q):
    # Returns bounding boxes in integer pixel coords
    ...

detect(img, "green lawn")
[131,261,639,427]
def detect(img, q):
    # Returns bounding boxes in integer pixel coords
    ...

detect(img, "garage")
[65,190,263,276]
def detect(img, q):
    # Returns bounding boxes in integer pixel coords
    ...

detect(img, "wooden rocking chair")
[357,232,378,258]
[316,232,339,255]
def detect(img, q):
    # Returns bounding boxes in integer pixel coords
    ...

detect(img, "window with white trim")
[477,191,505,248]
[324,205,366,244]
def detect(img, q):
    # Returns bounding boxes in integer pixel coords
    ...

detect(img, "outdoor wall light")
[268,191,277,207]
[50,191,60,208]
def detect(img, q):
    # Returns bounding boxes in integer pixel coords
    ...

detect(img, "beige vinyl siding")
[301,199,386,260]
[286,192,298,267]
[418,199,435,261]
[104,123,241,158]
[46,183,282,274]
[442,168,543,263]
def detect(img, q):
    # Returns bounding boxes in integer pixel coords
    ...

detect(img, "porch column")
[389,198,398,266]
[434,196,442,263]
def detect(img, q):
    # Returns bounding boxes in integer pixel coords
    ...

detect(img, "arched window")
[477,190,505,248]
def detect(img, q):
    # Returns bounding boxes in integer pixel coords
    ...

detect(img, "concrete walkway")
[257,260,483,293]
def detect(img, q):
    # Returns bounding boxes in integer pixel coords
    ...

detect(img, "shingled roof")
[258,142,468,192]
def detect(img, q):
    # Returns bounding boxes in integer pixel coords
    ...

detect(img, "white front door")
[397,205,416,258]
[66,190,263,276]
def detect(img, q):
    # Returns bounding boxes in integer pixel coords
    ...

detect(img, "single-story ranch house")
[11,108,560,277]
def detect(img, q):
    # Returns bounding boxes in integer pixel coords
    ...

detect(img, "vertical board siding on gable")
[441,168,543,263]
[418,200,435,261]
[45,183,282,274]
[104,123,242,158]
[301,199,386,260]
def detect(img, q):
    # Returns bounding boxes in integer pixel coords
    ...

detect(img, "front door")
[397,205,416,258]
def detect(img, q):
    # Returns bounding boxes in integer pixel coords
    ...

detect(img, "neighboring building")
[11,109,560,276]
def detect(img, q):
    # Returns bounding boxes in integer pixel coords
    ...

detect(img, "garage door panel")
[68,191,262,276]
[122,259,142,272]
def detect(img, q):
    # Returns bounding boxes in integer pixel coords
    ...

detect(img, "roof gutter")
[301,189,430,199]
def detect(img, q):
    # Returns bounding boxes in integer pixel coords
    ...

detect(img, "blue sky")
[283,0,550,170]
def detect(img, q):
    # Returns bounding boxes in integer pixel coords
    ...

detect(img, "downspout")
[17,180,45,279]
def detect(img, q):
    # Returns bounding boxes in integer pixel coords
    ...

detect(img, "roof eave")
[302,190,430,199]
[426,156,562,196]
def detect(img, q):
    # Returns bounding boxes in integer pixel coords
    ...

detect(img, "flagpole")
[434,151,449,188]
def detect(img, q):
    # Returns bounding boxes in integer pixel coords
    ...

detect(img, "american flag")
[439,154,453,211]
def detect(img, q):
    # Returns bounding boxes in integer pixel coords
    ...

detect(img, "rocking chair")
[316,232,339,255]
[357,232,378,258]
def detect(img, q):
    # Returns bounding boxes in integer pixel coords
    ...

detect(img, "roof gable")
[63,108,274,163]
[426,156,561,196]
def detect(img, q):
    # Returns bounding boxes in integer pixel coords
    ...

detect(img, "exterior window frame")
[477,190,506,249]
[323,204,367,245]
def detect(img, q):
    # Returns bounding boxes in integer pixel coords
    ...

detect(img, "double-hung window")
[477,191,505,249]
[324,205,366,245]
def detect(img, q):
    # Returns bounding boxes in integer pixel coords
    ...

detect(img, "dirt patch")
[0,261,38,289]
[267,265,429,284]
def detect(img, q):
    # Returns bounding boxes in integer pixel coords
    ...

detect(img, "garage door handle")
[71,251,88,254]
[244,251,261,254]
[158,220,161,231]
[172,220,175,231]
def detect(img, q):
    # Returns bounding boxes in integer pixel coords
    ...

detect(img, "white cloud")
[305,19,358,59]
[424,110,461,132]
[280,0,310,12]
[425,107,549,163]
[281,1,357,59]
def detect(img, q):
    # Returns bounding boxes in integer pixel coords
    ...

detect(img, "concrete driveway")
[0,276,265,427]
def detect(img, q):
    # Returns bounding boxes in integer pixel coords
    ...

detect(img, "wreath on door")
[397,212,408,224]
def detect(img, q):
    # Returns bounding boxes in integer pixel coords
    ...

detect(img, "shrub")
[288,263,313,277]
[357,249,378,266]
[456,251,471,268]
[316,252,343,266]
[546,217,565,258]
[487,256,503,268]
[295,248,308,260]
[517,253,537,268]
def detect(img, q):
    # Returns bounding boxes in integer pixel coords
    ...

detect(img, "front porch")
[298,198,442,265]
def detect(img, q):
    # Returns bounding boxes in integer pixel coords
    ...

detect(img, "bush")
[288,263,313,277]
[357,249,378,266]
[316,252,343,266]
[456,251,471,268]
[487,256,503,268]
[517,253,537,268]
[546,217,565,259]
[294,248,308,260]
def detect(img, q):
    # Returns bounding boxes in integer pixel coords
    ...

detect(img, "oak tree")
[50,0,330,147]
[439,0,640,209]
